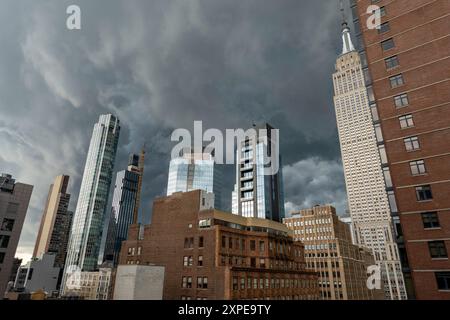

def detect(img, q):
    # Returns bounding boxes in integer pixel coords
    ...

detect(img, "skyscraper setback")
[351,0,450,299]
[332,20,406,299]
[232,123,285,223]
[61,114,120,294]
[33,175,73,268]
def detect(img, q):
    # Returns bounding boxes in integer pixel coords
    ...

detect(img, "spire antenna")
[339,0,355,55]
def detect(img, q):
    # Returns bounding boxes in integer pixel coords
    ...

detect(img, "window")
[404,136,420,151]
[381,38,395,51]
[416,185,433,201]
[259,241,265,252]
[370,104,379,121]
[240,239,245,251]
[374,123,384,142]
[260,258,266,268]
[184,237,194,249]
[197,277,208,289]
[137,246,142,255]
[183,256,188,266]
[410,160,426,175]
[367,86,375,103]
[1,218,14,231]
[428,241,447,259]
[422,212,440,229]
[250,240,256,251]
[221,236,226,248]
[240,278,245,290]
[198,255,203,266]
[182,276,192,288]
[0,252,4,264]
[390,74,404,88]
[385,56,399,69]
[233,277,238,290]
[435,272,450,290]
[380,6,387,17]
[399,114,414,129]
[378,22,390,34]
[378,144,388,164]
[198,219,211,228]
[127,247,133,256]
[229,237,233,249]
[198,236,204,248]
[394,94,409,108]
[383,167,393,188]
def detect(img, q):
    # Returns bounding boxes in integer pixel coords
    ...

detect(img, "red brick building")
[352,0,450,299]
[119,190,319,300]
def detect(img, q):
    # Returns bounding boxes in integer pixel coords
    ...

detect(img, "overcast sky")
[0,0,352,262]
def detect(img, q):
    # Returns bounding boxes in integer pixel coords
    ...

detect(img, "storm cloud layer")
[0,0,350,261]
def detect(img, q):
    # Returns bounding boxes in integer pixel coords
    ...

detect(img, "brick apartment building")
[351,0,450,298]
[284,205,383,300]
[118,190,319,300]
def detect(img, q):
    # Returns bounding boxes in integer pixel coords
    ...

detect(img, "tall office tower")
[103,154,141,265]
[167,147,224,210]
[332,20,407,299]
[33,175,73,268]
[351,0,450,299]
[61,114,120,294]
[0,174,33,294]
[232,123,285,222]
[284,205,383,300]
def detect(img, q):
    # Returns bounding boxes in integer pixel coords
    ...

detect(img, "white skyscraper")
[332,21,407,300]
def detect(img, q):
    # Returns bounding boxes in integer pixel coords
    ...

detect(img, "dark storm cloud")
[0,0,350,260]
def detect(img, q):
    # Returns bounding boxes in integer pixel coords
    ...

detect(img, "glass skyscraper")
[167,148,224,210]
[103,154,140,266]
[61,114,120,294]
[232,123,285,222]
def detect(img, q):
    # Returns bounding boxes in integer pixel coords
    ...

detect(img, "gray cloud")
[0,0,350,261]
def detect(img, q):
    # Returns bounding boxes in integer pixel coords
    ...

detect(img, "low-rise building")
[284,205,383,300]
[63,266,113,300]
[13,253,60,296]
[113,265,164,300]
[119,190,319,300]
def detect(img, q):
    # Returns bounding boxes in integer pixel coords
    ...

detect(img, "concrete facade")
[113,265,164,300]
[0,173,33,295]
[14,253,60,295]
